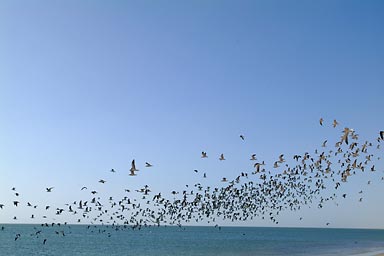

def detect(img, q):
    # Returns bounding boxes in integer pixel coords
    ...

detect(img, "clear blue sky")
[1,0,383,228]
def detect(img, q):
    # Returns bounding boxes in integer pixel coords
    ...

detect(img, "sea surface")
[1,225,384,256]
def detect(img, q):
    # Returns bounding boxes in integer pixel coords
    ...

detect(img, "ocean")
[1,225,384,256]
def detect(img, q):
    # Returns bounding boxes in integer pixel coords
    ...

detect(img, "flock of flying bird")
[1,119,383,244]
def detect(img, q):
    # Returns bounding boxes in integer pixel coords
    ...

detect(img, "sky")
[1,0,384,228]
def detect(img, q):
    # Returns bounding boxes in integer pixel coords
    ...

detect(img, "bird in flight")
[273,162,279,168]
[130,159,138,172]
[201,151,208,158]
[380,131,384,140]
[250,154,257,161]
[129,161,137,176]
[319,118,324,126]
[240,135,245,140]
[145,162,153,167]
[98,179,106,184]
[46,187,54,192]
[341,127,352,145]
[333,119,339,128]
[219,154,225,161]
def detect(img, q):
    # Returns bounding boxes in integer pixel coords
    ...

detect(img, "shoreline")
[354,250,384,256]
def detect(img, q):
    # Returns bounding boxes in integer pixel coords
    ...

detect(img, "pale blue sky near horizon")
[1,1,384,228]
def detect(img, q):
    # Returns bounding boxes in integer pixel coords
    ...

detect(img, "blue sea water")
[0,225,384,256]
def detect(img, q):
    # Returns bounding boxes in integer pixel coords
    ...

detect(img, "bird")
[319,118,324,126]
[250,154,257,161]
[219,154,225,161]
[145,162,153,167]
[201,151,208,158]
[322,140,328,147]
[130,159,138,172]
[110,169,116,173]
[341,127,352,144]
[0,204,4,209]
[46,187,54,192]
[333,119,339,128]
[380,131,384,140]
[240,135,245,140]
[81,187,88,190]
[98,179,106,184]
